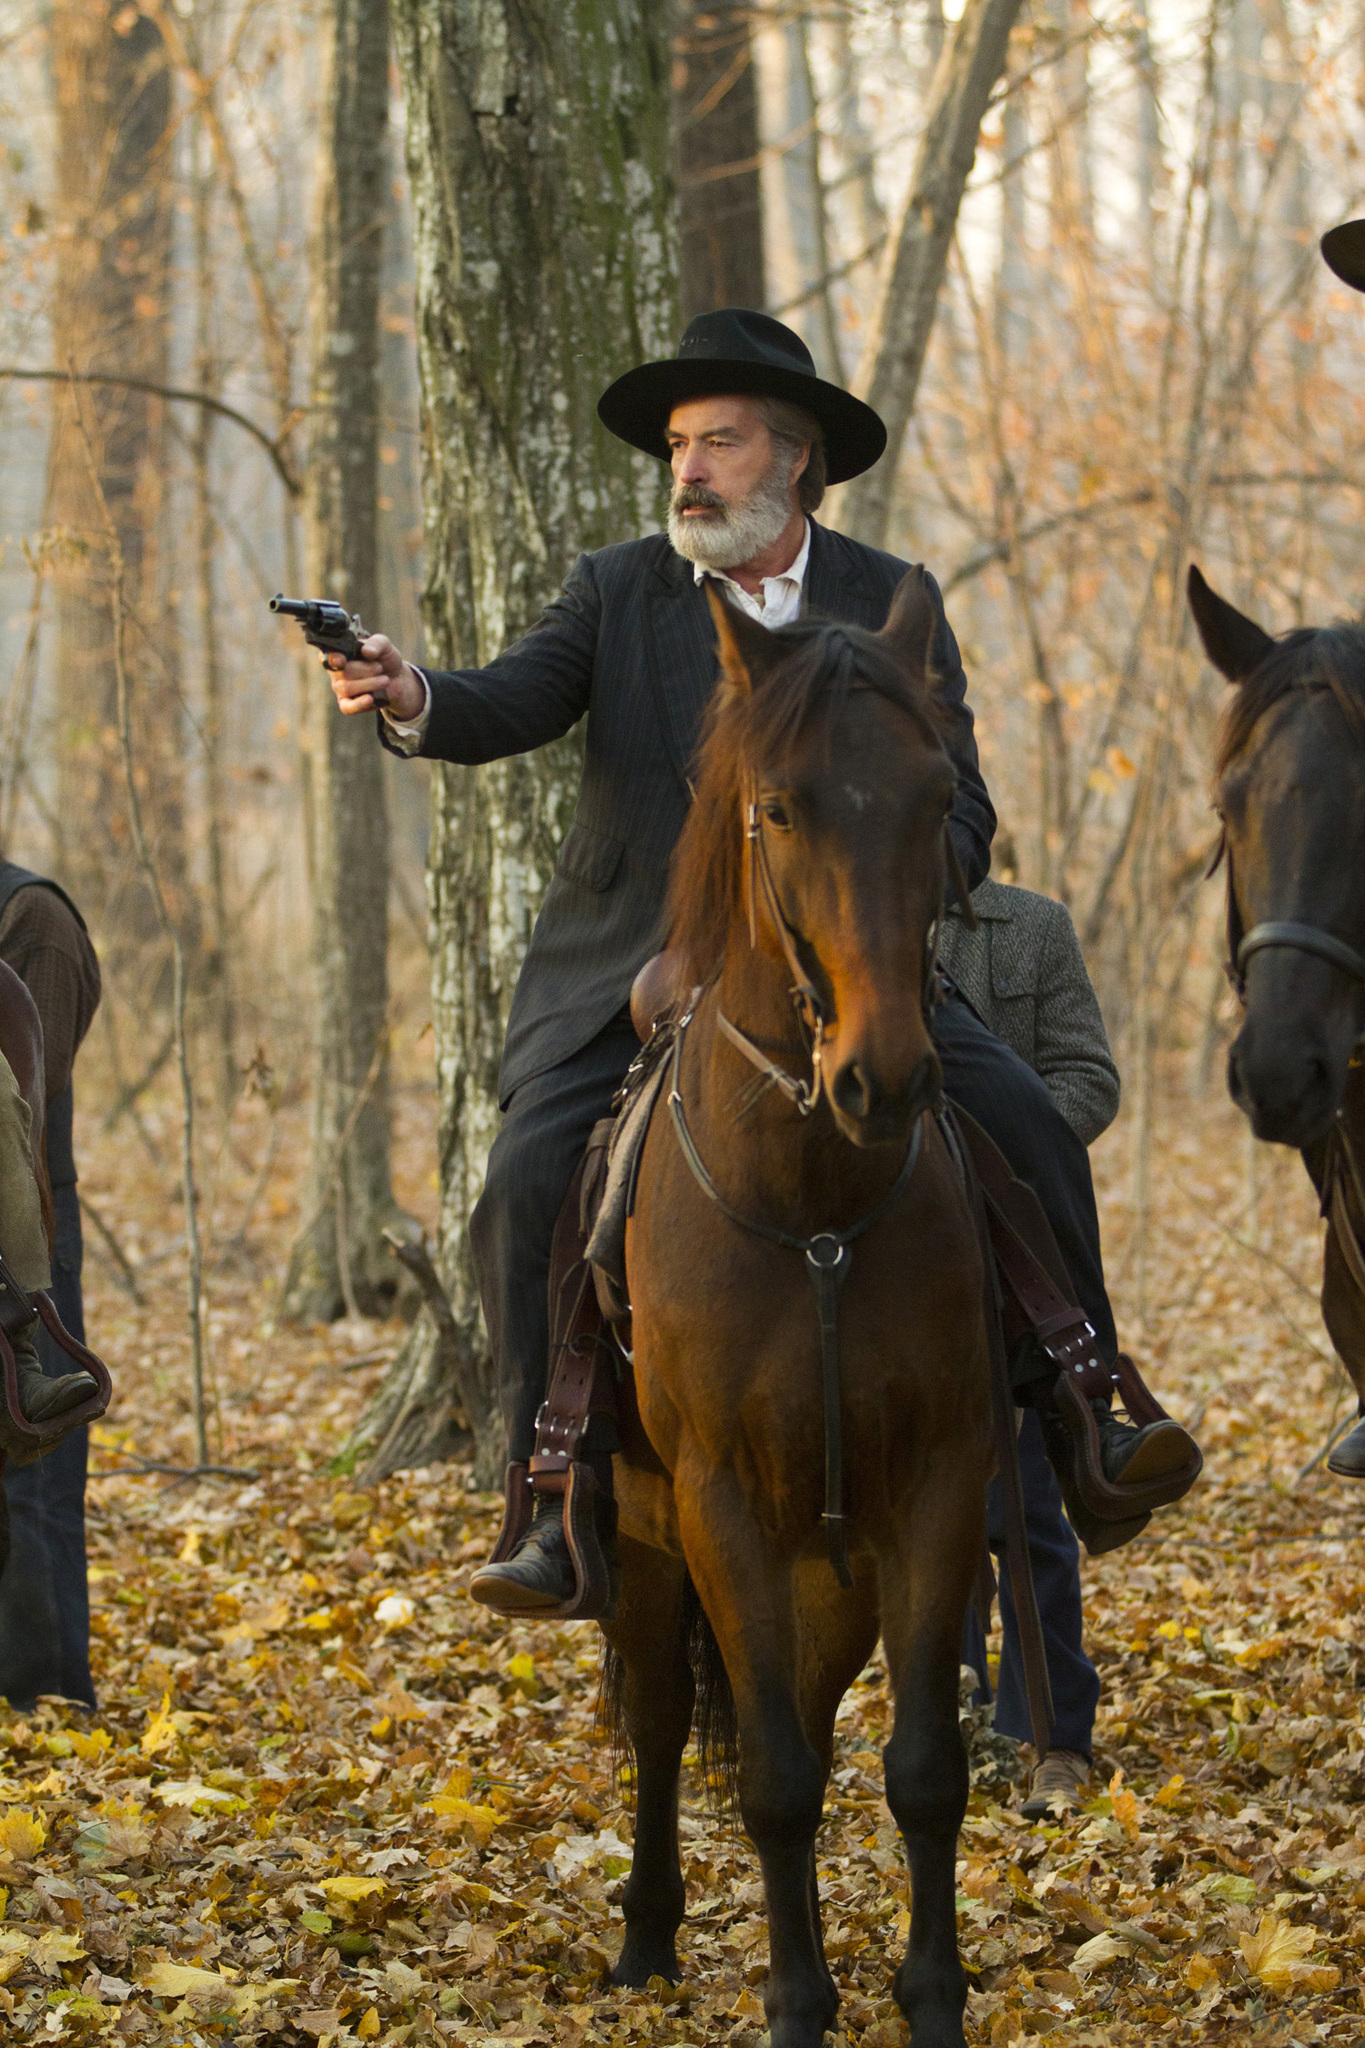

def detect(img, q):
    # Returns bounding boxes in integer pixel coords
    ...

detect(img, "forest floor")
[1,1039,1364,2048]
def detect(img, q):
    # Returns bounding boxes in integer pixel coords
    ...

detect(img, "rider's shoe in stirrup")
[1,1343,98,1467]
[469,1495,577,1615]
[1091,1400,1195,1489]
[1327,1415,1365,1478]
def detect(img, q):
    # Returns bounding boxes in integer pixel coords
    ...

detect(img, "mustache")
[672,483,730,516]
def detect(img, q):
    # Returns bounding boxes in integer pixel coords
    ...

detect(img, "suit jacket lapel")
[642,546,720,792]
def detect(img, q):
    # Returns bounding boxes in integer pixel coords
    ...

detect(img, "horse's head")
[1190,565,1365,1147]
[670,568,962,1150]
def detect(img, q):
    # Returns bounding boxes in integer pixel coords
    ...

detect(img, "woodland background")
[1,4,1365,2043]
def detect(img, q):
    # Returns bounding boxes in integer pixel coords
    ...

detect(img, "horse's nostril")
[832,1061,875,1121]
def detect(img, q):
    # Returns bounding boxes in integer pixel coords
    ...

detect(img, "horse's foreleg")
[600,1534,694,1987]
[879,1462,985,2048]
[678,1484,842,2048]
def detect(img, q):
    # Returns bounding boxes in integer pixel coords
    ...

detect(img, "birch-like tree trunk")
[347,0,675,1483]
[835,0,1023,550]
[283,0,406,1322]
[48,4,187,937]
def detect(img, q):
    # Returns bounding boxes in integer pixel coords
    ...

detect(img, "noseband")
[1220,833,1365,1000]
[718,785,955,1116]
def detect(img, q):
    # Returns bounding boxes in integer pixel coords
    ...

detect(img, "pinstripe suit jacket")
[388,520,995,1104]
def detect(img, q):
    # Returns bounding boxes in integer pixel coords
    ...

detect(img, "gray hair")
[752,395,826,512]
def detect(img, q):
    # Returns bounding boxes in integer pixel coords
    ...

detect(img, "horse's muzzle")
[829,1049,941,1148]
[1227,1024,1341,1148]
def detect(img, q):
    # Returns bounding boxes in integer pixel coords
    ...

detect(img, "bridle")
[1217,829,1365,1003]
[715,781,961,1118]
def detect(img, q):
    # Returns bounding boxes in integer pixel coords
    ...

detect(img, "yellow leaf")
[141,1959,240,1997]
[358,2009,380,2039]
[178,1528,204,1563]
[319,1874,387,1904]
[0,1810,45,1857]
[1293,1963,1341,1993]
[0,1885,7,1918]
[1184,1954,1219,1991]
[1108,1767,1140,1839]
[154,1780,239,1811]
[1239,1911,1317,1992]
[507,1652,538,1697]
[141,1692,177,1757]
[67,1728,112,1762]
[439,1766,472,1801]
[1154,1774,1185,1809]
[1072,1931,1126,1975]
[303,1609,335,1632]
[1107,746,1137,779]
[428,1796,501,1844]
[31,1928,84,1975]
[369,1716,392,1739]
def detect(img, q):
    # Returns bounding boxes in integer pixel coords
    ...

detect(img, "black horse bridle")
[1218,832,1365,1001]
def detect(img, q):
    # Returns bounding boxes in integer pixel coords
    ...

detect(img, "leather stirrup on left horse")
[0,1252,112,1471]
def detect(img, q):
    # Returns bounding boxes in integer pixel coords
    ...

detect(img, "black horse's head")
[1190,566,1365,1148]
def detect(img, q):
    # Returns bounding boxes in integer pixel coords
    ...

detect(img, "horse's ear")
[879,565,937,680]
[704,579,784,696]
[1187,564,1275,683]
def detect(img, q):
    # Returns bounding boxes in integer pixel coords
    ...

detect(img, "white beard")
[667,456,796,570]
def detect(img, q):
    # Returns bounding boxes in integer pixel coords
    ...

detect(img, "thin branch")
[0,366,300,496]
[78,1193,147,1306]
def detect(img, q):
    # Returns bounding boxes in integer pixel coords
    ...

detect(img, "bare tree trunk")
[48,3,188,940]
[675,0,764,320]
[283,0,407,1323]
[1133,23,1162,275]
[757,15,843,376]
[835,0,1023,549]
[996,61,1030,362]
[346,0,676,1483]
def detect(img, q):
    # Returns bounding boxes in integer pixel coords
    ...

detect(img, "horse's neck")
[690,953,899,1231]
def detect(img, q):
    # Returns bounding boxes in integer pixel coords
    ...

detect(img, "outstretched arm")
[328,553,602,766]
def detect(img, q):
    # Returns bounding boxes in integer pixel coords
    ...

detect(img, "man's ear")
[1187,564,1275,683]
[880,565,937,682]
[705,579,786,696]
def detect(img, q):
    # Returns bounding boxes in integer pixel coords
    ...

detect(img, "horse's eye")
[761,799,793,831]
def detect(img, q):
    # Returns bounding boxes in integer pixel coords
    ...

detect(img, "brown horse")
[1189,567,1365,1423]
[602,572,991,2048]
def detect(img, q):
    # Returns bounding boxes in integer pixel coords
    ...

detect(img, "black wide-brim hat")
[598,308,887,486]
[1321,219,1365,291]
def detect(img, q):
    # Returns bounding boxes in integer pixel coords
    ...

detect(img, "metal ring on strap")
[1237,921,1365,987]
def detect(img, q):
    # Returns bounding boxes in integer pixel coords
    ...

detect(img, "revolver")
[270,594,390,704]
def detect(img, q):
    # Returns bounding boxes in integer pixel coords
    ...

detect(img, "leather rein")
[664,792,958,1588]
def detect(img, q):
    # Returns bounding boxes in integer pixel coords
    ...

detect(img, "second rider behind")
[325,310,1200,1612]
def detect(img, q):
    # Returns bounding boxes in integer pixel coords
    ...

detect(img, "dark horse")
[1189,567,1365,1420]
[601,573,991,2048]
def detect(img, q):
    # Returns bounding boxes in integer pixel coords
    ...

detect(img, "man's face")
[666,396,787,520]
[664,396,808,569]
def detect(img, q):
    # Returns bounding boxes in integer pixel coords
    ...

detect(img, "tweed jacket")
[387,520,996,1104]
[938,878,1120,1147]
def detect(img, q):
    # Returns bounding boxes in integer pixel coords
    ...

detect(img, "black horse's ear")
[704,579,785,697]
[1187,564,1275,683]
[880,565,937,680]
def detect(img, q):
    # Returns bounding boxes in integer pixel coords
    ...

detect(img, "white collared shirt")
[692,517,810,629]
[382,519,812,751]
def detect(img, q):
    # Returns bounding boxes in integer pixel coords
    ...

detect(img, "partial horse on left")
[0,956,109,1575]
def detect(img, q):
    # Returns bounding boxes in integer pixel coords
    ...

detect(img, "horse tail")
[683,1572,739,1820]
[595,1571,739,1821]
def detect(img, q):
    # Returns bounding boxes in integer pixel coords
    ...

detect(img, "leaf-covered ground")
[2,1059,1364,2047]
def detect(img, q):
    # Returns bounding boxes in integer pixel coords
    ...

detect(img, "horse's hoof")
[610,1941,680,1989]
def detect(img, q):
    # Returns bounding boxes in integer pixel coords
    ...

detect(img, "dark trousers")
[0,1182,94,1709]
[471,993,1119,1464]
[961,1409,1100,1757]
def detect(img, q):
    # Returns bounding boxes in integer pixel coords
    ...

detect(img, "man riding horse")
[328,310,1200,1612]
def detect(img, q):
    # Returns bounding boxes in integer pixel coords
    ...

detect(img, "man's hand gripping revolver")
[270,595,426,721]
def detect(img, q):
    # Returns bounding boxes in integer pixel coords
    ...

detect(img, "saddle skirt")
[582,1025,675,1331]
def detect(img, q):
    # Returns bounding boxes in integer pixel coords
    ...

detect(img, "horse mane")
[1216,621,1365,775]
[665,616,946,989]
